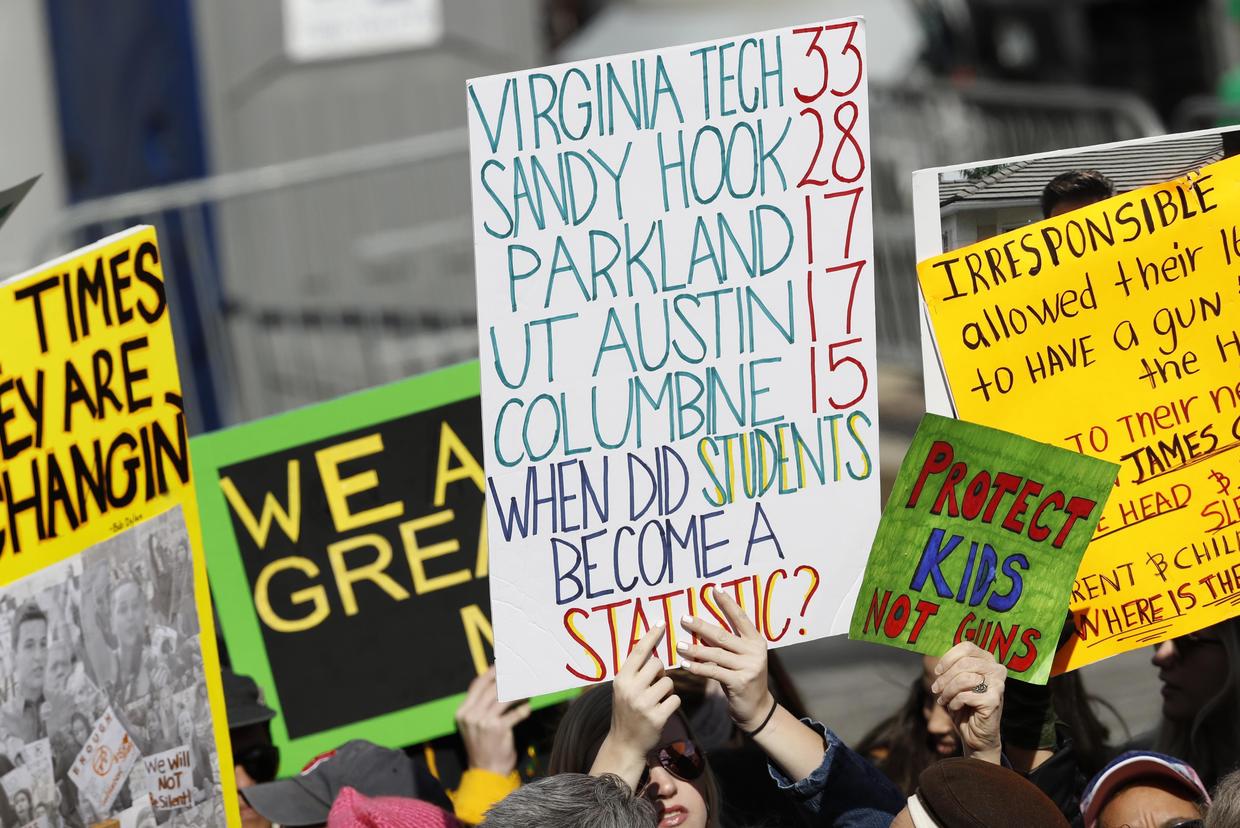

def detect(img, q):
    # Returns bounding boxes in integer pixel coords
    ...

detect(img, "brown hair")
[548,685,722,825]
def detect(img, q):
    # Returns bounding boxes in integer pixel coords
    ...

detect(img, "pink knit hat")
[327,787,461,828]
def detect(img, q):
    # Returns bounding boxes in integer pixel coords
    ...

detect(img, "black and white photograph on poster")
[0,505,223,828]
[911,125,1240,415]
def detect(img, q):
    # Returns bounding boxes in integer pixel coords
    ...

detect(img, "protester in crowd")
[106,575,172,708]
[240,740,452,827]
[1152,622,1240,789]
[444,666,532,824]
[479,773,657,828]
[1040,170,1115,219]
[223,669,281,828]
[894,758,1070,828]
[1,601,50,742]
[1206,769,1240,828]
[670,666,812,827]
[1078,751,1208,828]
[12,788,34,826]
[857,656,961,795]
[325,786,460,828]
[551,587,1011,827]
[176,703,214,803]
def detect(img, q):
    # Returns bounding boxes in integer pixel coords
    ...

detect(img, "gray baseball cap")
[223,669,277,729]
[240,741,438,827]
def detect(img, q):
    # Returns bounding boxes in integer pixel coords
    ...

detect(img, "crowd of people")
[223,584,1240,828]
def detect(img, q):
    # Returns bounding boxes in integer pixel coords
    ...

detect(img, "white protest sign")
[468,18,881,699]
[68,708,141,814]
[142,746,196,810]
[17,739,55,806]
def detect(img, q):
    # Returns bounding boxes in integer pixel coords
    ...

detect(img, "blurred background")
[3,0,1239,745]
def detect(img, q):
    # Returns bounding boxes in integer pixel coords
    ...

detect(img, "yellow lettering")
[459,604,494,676]
[315,434,404,532]
[327,534,410,615]
[434,422,485,507]
[219,461,301,549]
[254,557,328,633]
[400,510,471,595]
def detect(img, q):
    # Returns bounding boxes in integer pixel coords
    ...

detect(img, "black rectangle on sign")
[219,398,489,738]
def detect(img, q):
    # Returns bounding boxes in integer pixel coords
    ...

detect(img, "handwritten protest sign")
[194,363,572,771]
[0,228,237,826]
[849,415,1116,682]
[918,154,1240,672]
[468,19,881,698]
[143,746,196,810]
[18,739,56,811]
[69,709,140,814]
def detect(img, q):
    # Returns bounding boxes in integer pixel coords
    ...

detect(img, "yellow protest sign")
[918,153,1240,673]
[0,227,239,827]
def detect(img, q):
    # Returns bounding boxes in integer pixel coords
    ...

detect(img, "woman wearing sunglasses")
[551,588,1011,827]
[1151,620,1240,789]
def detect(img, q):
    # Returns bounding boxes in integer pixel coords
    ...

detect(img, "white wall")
[0,0,67,276]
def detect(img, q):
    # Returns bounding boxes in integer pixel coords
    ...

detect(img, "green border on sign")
[192,361,576,774]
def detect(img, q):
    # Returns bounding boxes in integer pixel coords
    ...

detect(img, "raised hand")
[455,666,532,776]
[676,588,773,731]
[930,641,1007,764]
[676,589,825,784]
[590,625,679,789]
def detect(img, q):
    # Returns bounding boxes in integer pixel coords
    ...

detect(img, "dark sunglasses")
[1172,632,1224,655]
[637,740,706,790]
[235,743,280,784]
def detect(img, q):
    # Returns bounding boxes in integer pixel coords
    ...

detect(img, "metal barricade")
[34,81,1162,431]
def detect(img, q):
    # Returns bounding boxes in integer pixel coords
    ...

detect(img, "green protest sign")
[192,362,572,773]
[849,414,1117,683]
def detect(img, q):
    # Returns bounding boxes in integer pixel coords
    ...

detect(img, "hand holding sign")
[930,642,1007,764]
[456,667,532,776]
[590,626,679,790]
[678,588,773,731]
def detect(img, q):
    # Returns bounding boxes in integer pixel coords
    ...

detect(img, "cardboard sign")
[194,363,572,772]
[849,415,1116,682]
[69,709,140,814]
[0,228,237,826]
[918,154,1240,672]
[467,18,882,699]
[143,746,196,810]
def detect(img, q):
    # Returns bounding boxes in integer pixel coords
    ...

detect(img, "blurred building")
[4,0,1236,431]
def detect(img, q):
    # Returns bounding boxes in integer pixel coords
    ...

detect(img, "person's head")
[177,706,196,745]
[70,711,92,746]
[856,656,959,795]
[1080,751,1208,828]
[919,657,959,758]
[226,671,281,828]
[12,601,48,699]
[111,577,147,650]
[1153,621,1240,786]
[326,787,459,828]
[241,740,438,828]
[481,773,656,828]
[1206,769,1240,828]
[549,685,718,828]
[12,789,32,823]
[1041,169,1115,218]
[890,758,1069,827]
